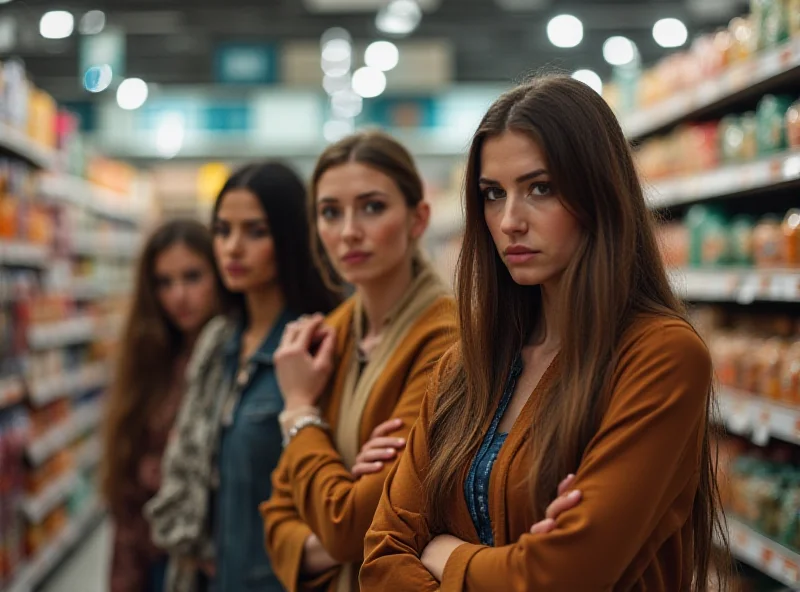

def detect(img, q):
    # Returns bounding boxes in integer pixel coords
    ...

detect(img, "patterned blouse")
[464,354,521,546]
[110,353,188,592]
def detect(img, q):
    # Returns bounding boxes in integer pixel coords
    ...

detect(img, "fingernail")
[397,438,405,445]
[386,448,396,455]
[568,490,581,500]
[375,462,383,468]
[567,474,575,480]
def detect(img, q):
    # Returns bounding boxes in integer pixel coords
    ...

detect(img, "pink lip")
[224,263,249,276]
[342,251,371,265]
[504,245,540,264]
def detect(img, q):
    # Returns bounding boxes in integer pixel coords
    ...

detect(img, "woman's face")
[212,188,278,294]
[154,243,218,335]
[315,162,429,287]
[480,130,582,289]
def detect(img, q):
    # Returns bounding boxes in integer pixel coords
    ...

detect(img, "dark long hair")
[101,219,224,512]
[424,75,729,590]
[212,162,341,316]
[309,130,424,289]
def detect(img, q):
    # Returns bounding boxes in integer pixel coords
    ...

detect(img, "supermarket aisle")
[40,519,110,592]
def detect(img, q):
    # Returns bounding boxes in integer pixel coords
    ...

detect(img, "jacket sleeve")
[359,351,455,592]
[259,461,339,592]
[262,318,455,567]
[439,323,712,591]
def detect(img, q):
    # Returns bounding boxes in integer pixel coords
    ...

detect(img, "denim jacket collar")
[222,308,296,367]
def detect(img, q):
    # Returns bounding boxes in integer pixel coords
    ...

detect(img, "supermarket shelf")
[39,174,143,226]
[646,150,800,208]
[669,268,800,303]
[0,375,25,411]
[26,405,102,467]
[27,362,108,407]
[26,316,97,350]
[0,121,55,170]
[68,278,132,301]
[718,387,800,447]
[75,434,101,470]
[622,37,800,139]
[0,240,49,268]
[71,232,141,260]
[21,471,79,524]
[728,517,800,589]
[7,498,103,592]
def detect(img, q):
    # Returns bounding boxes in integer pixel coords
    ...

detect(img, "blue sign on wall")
[364,96,437,129]
[215,43,278,84]
[203,101,250,132]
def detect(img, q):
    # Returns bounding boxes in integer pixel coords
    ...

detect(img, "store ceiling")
[1,0,748,101]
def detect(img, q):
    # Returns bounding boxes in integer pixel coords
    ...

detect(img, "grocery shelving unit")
[616,19,800,589]
[0,112,142,590]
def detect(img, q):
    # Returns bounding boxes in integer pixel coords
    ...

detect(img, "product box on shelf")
[0,408,30,587]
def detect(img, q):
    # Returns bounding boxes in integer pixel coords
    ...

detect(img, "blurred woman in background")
[146,162,341,592]
[260,130,457,592]
[102,219,223,592]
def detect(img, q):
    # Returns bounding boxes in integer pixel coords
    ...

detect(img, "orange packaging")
[784,208,800,266]
[753,215,785,267]
[759,339,787,400]
[782,340,800,404]
[739,336,765,392]
[0,198,17,238]
[787,100,800,148]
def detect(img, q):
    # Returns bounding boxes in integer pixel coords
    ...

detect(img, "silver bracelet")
[283,415,330,447]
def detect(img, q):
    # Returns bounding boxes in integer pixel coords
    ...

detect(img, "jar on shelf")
[740,112,759,161]
[753,214,785,267]
[701,212,730,267]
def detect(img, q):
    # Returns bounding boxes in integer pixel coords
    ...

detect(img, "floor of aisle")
[40,519,110,592]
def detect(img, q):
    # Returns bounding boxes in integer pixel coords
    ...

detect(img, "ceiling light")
[365,41,399,72]
[156,113,185,159]
[321,36,352,77]
[571,69,602,94]
[603,36,635,66]
[323,73,351,95]
[352,67,386,98]
[546,14,583,48]
[39,11,74,40]
[79,10,106,35]
[324,119,355,143]
[83,64,113,93]
[331,90,363,118]
[376,0,422,36]
[116,78,149,110]
[652,18,688,48]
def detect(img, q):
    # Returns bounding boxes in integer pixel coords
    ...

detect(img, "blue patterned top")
[464,354,523,546]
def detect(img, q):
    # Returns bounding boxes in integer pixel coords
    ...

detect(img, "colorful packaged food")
[790,0,800,37]
[729,215,755,265]
[753,215,785,267]
[763,0,791,47]
[779,472,800,551]
[740,112,759,160]
[729,16,757,61]
[781,340,800,404]
[719,115,745,162]
[756,94,793,154]
[701,212,730,266]
[787,99,800,148]
[759,338,787,399]
[784,208,800,266]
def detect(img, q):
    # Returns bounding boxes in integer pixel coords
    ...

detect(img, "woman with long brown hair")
[101,219,223,592]
[361,75,730,591]
[259,130,457,592]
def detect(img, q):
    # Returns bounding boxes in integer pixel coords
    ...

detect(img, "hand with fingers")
[351,418,406,479]
[530,474,582,535]
[274,313,337,413]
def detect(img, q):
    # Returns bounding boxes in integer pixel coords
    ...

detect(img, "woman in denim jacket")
[146,162,340,592]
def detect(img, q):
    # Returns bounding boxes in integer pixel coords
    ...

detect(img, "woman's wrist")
[279,405,320,435]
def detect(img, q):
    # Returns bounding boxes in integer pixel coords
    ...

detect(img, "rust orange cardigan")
[361,315,714,591]
[260,294,457,592]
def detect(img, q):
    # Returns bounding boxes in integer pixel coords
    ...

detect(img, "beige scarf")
[333,257,449,592]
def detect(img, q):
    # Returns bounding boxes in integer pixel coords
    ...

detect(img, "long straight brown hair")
[101,219,226,513]
[425,75,729,589]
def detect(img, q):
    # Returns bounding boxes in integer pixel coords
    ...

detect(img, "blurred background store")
[0,0,797,590]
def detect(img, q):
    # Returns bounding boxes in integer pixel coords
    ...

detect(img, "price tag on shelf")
[736,274,760,304]
[782,154,800,181]
[782,559,800,584]
[727,399,752,435]
[752,412,771,447]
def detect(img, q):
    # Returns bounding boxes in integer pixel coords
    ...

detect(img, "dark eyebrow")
[214,216,267,225]
[318,191,388,204]
[479,169,549,185]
